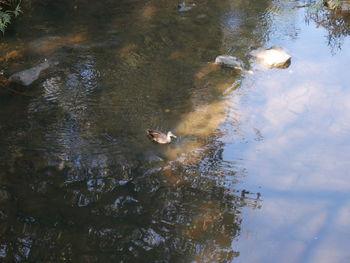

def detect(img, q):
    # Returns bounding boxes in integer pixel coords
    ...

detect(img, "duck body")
[146,129,177,144]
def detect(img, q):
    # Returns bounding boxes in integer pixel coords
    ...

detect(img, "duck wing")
[146,129,159,136]
[146,129,167,143]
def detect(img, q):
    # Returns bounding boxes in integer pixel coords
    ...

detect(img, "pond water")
[0,0,350,262]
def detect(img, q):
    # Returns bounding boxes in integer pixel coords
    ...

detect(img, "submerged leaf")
[2,13,11,23]
[0,22,6,33]
[13,3,21,17]
[0,0,22,33]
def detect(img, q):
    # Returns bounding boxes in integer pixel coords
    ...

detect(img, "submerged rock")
[0,188,10,202]
[10,60,58,86]
[214,55,244,70]
[250,46,291,69]
[29,36,61,52]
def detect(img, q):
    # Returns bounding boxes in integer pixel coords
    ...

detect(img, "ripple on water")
[0,0,266,261]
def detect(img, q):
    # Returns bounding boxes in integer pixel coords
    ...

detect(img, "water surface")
[0,0,350,262]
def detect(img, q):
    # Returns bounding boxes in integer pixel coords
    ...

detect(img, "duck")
[146,129,177,144]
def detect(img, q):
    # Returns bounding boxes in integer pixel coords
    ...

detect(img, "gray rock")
[214,55,244,70]
[250,46,291,69]
[10,60,58,86]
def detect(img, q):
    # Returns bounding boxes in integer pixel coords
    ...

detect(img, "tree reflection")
[0,0,267,262]
[307,1,350,52]
[1,142,261,261]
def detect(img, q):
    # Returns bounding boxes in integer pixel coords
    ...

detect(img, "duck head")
[167,131,177,139]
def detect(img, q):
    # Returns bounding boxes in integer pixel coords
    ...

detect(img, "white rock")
[250,46,291,69]
[214,55,244,70]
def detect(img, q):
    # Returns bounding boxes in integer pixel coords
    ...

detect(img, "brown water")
[0,0,350,262]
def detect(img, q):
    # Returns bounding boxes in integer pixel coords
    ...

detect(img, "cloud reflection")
[232,33,350,262]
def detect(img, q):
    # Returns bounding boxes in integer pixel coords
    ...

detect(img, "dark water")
[0,0,350,262]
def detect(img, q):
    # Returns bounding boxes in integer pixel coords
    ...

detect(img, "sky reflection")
[229,14,350,263]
